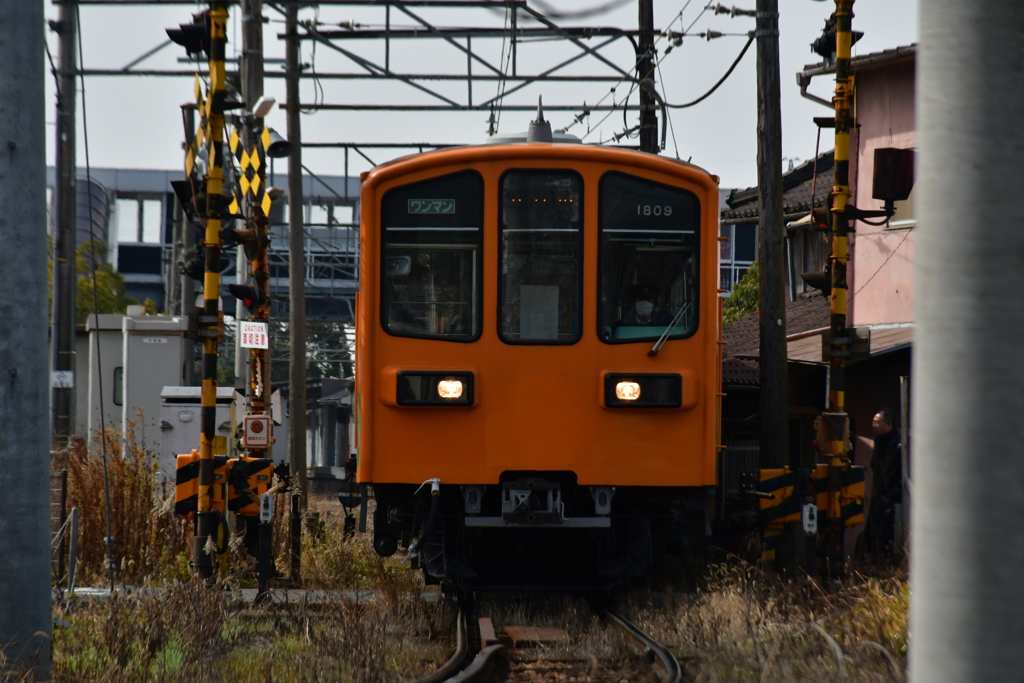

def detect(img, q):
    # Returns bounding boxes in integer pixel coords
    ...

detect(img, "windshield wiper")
[648,302,690,356]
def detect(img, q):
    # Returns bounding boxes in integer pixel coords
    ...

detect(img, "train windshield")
[380,170,484,341]
[598,172,700,343]
[499,170,583,344]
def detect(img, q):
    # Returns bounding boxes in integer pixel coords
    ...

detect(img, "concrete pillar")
[0,0,53,676]
[911,3,1024,681]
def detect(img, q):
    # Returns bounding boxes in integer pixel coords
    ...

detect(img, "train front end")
[355,142,721,590]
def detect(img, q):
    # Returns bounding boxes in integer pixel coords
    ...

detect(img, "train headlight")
[615,381,641,401]
[397,371,474,406]
[437,379,464,400]
[604,373,682,408]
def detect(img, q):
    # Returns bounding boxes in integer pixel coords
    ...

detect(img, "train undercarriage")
[370,471,714,592]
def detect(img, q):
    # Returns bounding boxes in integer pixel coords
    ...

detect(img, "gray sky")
[46,0,918,190]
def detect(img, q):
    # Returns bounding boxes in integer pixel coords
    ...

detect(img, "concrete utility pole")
[0,0,53,676]
[286,4,308,506]
[51,0,78,443]
[754,0,787,469]
[911,2,1024,681]
[636,0,658,154]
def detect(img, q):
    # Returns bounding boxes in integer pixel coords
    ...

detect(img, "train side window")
[598,172,700,343]
[498,170,583,345]
[380,170,484,342]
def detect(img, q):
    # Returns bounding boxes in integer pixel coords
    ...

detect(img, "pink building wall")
[849,58,916,327]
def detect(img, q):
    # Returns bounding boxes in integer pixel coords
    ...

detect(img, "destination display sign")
[408,198,455,214]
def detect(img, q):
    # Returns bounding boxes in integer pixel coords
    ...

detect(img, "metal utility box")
[159,386,241,486]
[84,314,127,437]
[122,314,189,450]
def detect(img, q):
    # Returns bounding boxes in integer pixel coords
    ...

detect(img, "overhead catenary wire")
[658,31,753,108]
[76,3,117,596]
[572,0,737,142]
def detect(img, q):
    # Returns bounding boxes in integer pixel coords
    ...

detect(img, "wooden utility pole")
[754,0,787,469]
[285,5,308,507]
[181,105,197,385]
[51,0,78,443]
[637,0,658,154]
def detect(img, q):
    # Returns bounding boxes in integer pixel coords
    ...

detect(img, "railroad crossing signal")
[228,283,268,316]
[229,126,273,215]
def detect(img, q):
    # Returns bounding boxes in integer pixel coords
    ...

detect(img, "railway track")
[416,604,683,683]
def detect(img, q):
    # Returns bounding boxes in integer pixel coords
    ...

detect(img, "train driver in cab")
[616,284,673,327]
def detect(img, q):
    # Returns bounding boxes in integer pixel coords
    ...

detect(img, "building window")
[719,223,757,294]
[115,194,166,244]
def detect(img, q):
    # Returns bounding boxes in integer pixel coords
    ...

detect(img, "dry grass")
[626,561,908,682]
[52,581,455,682]
[52,424,192,587]
[48,430,907,682]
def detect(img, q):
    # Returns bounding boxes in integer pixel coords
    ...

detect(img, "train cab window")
[499,170,583,344]
[598,172,700,343]
[380,170,484,341]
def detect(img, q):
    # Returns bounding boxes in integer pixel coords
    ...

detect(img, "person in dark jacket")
[864,407,903,558]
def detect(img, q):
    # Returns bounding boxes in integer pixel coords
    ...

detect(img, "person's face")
[872,413,893,436]
[634,298,654,319]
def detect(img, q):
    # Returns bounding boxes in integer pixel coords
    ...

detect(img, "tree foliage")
[722,260,759,324]
[49,238,153,324]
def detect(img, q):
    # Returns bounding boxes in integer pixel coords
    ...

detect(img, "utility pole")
[820,0,853,569]
[286,5,308,510]
[636,0,658,154]
[51,0,78,444]
[236,0,263,394]
[181,104,197,385]
[194,1,230,581]
[911,2,1024,681]
[755,0,787,469]
[0,0,52,675]
[240,0,273,463]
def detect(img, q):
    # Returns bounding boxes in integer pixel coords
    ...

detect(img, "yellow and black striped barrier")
[176,451,273,518]
[758,464,864,563]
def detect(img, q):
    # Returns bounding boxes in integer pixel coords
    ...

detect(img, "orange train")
[354,121,723,590]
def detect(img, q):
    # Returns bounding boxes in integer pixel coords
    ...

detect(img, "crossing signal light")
[219,228,270,261]
[167,12,210,58]
[229,283,268,316]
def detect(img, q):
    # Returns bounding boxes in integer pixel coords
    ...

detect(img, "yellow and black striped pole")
[194,1,229,580]
[823,0,854,569]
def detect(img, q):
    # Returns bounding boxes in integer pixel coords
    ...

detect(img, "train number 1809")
[637,204,672,216]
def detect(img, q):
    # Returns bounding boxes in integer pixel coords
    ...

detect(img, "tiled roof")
[721,295,831,386]
[723,150,834,220]
[802,44,917,76]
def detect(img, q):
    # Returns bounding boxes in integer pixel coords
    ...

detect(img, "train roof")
[363,142,719,188]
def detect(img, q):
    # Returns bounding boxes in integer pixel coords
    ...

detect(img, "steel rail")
[415,607,472,683]
[445,644,504,683]
[606,610,684,683]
